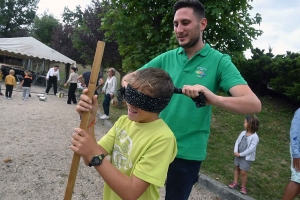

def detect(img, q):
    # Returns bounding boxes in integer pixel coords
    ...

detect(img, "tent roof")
[0,37,76,65]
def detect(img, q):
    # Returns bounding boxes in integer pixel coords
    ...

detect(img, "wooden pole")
[64,41,105,200]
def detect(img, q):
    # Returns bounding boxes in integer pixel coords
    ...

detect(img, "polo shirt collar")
[178,43,211,57]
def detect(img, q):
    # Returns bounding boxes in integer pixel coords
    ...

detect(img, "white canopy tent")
[0,37,76,66]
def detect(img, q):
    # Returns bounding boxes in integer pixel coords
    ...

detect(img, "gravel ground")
[0,85,221,200]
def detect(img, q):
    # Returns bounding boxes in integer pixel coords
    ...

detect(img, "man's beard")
[178,35,200,48]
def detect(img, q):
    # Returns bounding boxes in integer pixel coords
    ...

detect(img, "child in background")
[228,115,260,195]
[4,69,16,99]
[0,68,3,95]
[71,68,177,200]
[21,70,33,100]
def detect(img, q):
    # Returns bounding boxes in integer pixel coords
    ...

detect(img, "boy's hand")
[70,128,101,165]
[76,89,98,122]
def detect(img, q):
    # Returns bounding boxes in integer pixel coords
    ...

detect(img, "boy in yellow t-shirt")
[4,69,16,99]
[71,68,177,200]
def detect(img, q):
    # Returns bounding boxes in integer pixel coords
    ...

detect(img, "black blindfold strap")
[117,86,206,109]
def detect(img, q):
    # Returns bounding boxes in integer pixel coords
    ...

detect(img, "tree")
[51,24,86,65]
[0,0,39,37]
[237,47,273,94]
[30,12,60,45]
[71,0,122,72]
[62,5,84,27]
[101,0,263,71]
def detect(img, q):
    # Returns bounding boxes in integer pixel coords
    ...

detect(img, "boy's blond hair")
[9,69,15,75]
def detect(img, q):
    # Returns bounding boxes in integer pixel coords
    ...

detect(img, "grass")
[60,65,299,199]
[202,94,299,199]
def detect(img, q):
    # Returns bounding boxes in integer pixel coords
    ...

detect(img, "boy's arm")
[71,127,149,199]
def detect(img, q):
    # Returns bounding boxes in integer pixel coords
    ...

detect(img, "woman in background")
[100,68,117,120]
[64,67,78,104]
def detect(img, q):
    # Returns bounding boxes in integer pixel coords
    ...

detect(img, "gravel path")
[0,85,221,200]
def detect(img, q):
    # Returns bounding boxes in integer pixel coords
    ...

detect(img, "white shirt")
[46,68,60,81]
[102,76,117,95]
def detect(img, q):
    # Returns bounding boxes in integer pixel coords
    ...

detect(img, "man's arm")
[77,74,85,88]
[46,68,51,80]
[96,77,104,90]
[182,84,261,114]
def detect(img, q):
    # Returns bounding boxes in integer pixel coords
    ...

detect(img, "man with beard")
[122,0,262,199]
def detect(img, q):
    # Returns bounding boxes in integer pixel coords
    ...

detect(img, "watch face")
[94,157,101,165]
[89,154,104,167]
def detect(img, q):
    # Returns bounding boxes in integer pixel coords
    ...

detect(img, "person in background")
[100,68,117,120]
[122,0,261,199]
[64,67,79,104]
[4,69,16,99]
[0,68,3,95]
[71,68,177,200]
[228,115,260,195]
[77,71,104,95]
[282,108,300,200]
[45,65,60,95]
[21,70,33,101]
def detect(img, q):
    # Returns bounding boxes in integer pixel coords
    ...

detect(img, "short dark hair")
[71,67,77,72]
[130,68,174,99]
[173,0,205,19]
[246,115,260,133]
[54,65,59,68]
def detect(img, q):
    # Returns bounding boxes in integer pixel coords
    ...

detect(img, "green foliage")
[101,0,262,71]
[70,0,122,75]
[203,0,262,55]
[62,5,84,27]
[237,48,273,94]
[31,12,60,45]
[0,0,39,37]
[266,53,300,99]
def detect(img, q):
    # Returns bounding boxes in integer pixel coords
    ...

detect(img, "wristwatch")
[89,154,105,167]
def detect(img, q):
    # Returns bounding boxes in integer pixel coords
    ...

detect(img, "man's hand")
[182,84,219,106]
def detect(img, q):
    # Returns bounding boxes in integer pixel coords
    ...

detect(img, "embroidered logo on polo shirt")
[195,67,207,78]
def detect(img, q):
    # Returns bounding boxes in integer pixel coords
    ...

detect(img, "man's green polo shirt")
[141,44,247,161]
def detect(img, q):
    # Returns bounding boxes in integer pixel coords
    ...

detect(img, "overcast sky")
[36,0,300,58]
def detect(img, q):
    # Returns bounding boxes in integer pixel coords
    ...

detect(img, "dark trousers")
[67,83,77,104]
[45,76,58,95]
[165,158,202,200]
[5,84,13,97]
[102,93,112,116]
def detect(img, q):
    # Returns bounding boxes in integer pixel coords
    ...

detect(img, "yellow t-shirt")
[98,115,177,200]
[5,74,16,86]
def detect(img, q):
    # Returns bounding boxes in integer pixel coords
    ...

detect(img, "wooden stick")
[64,41,105,200]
